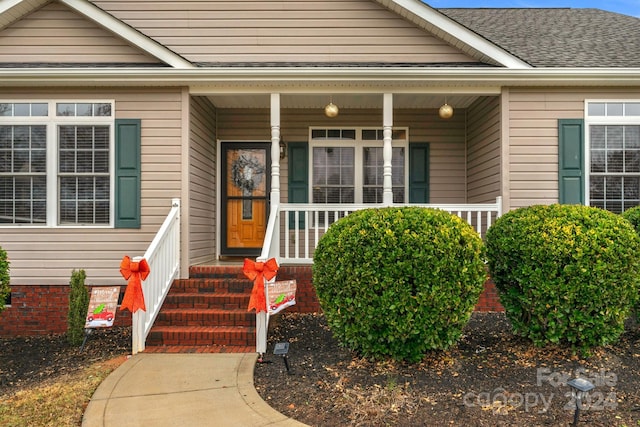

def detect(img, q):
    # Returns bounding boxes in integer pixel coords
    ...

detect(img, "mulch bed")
[0,327,131,396]
[2,314,639,426]
[254,312,640,426]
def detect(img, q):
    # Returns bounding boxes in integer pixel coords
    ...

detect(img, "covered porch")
[193,89,505,264]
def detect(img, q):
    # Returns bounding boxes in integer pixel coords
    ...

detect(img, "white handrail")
[257,202,280,263]
[131,198,181,354]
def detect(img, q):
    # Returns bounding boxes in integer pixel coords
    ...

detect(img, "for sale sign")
[267,280,296,315]
[85,286,120,328]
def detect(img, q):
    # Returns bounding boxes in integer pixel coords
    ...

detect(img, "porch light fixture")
[279,138,286,160]
[439,99,454,119]
[567,377,595,426]
[324,98,339,118]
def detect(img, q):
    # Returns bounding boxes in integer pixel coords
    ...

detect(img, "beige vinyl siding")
[0,2,158,63]
[189,96,217,264]
[506,87,640,210]
[0,88,183,286]
[216,107,467,204]
[467,96,501,203]
[92,0,477,63]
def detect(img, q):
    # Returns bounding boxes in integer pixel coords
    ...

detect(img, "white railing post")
[131,198,181,355]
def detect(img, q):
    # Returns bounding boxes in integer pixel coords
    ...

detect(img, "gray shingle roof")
[438,8,640,68]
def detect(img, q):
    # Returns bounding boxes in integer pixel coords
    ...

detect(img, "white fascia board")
[60,0,194,69]
[0,67,639,87]
[0,0,47,29]
[0,0,28,14]
[377,0,532,69]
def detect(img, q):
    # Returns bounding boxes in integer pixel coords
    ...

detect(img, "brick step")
[170,278,253,294]
[189,265,248,280]
[146,326,256,347]
[154,308,255,327]
[162,292,250,310]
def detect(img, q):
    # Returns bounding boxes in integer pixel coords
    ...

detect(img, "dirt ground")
[254,312,640,427]
[0,327,131,396]
[2,314,639,426]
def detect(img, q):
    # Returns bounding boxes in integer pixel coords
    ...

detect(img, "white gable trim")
[374,0,532,69]
[0,0,48,29]
[0,0,194,69]
[60,0,193,69]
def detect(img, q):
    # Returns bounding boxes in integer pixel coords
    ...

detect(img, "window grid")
[0,101,113,227]
[58,125,110,225]
[588,118,640,213]
[0,125,47,224]
[310,127,409,206]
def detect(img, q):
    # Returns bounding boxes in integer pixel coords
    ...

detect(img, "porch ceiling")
[205,93,480,110]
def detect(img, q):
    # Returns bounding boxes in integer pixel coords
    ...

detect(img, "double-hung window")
[310,127,408,206]
[0,101,114,226]
[586,101,640,213]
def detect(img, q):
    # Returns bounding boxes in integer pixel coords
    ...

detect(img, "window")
[0,101,114,226]
[310,128,408,205]
[587,101,640,213]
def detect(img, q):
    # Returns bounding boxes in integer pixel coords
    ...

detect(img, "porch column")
[270,93,281,202]
[383,93,394,205]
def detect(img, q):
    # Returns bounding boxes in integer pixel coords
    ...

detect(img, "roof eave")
[372,0,532,69]
[0,67,638,88]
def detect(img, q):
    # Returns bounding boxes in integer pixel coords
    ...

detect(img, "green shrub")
[313,207,487,362]
[67,269,89,346]
[621,205,640,234]
[621,205,640,317]
[486,204,640,352]
[0,246,9,314]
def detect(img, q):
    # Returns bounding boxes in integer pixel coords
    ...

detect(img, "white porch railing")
[273,197,502,264]
[131,198,181,354]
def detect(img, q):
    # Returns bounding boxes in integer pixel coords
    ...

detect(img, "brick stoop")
[144,265,257,353]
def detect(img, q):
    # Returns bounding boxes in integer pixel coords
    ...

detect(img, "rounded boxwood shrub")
[621,205,640,317]
[486,204,640,352]
[621,205,640,234]
[313,207,487,362]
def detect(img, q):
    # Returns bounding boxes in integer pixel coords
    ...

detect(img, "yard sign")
[85,286,120,328]
[266,280,297,315]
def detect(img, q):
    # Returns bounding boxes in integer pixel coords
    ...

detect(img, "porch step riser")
[155,310,255,327]
[171,278,253,294]
[146,327,255,347]
[188,266,249,280]
[163,294,250,310]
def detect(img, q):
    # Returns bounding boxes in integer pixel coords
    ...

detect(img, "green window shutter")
[288,142,308,228]
[115,119,141,228]
[558,119,585,205]
[409,143,429,203]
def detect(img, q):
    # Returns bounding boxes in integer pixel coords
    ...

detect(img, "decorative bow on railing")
[119,255,151,313]
[243,258,279,313]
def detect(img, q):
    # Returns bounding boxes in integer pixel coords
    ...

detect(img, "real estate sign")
[85,286,120,328]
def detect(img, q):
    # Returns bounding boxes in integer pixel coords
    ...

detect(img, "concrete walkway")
[82,352,308,427]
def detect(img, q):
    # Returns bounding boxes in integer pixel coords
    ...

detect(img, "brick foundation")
[0,267,503,337]
[0,285,131,337]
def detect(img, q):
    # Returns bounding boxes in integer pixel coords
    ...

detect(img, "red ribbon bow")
[119,255,150,313]
[243,258,279,313]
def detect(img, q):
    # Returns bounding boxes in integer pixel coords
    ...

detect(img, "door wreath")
[231,153,265,194]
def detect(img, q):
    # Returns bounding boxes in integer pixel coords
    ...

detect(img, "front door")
[221,143,270,256]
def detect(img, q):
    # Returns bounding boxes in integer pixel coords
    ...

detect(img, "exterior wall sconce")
[567,377,594,426]
[439,101,454,119]
[279,138,286,160]
[324,101,339,118]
